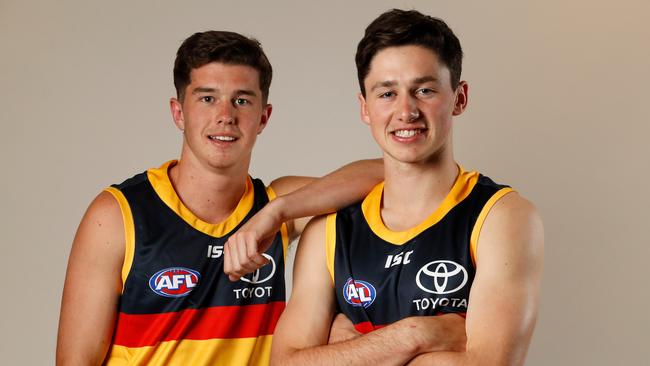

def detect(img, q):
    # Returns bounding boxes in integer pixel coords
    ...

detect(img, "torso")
[103,161,288,366]
[328,168,511,333]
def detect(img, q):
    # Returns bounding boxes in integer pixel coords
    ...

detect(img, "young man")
[56,31,382,365]
[271,9,544,366]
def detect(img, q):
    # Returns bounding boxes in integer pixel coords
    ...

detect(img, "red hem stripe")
[352,312,467,334]
[113,302,285,347]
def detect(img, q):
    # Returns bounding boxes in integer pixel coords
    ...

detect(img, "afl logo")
[149,267,200,298]
[343,278,376,308]
[240,254,276,284]
[416,260,468,295]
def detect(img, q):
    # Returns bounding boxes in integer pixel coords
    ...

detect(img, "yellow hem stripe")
[325,213,337,284]
[361,167,479,245]
[105,187,135,291]
[469,187,514,265]
[147,160,254,238]
[104,335,273,366]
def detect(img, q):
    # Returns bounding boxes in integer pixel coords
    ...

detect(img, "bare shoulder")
[71,190,126,266]
[86,190,123,222]
[57,190,127,364]
[268,175,316,196]
[478,191,544,271]
[301,214,328,239]
[485,192,543,239]
[294,214,329,263]
[491,191,541,222]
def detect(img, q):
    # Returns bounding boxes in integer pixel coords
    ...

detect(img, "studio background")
[1,0,648,364]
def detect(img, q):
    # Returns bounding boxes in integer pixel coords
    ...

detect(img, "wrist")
[266,196,290,223]
[393,317,423,355]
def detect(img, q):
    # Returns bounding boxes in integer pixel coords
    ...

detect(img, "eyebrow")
[369,80,397,93]
[192,87,217,94]
[412,76,439,85]
[191,87,258,97]
[369,76,439,92]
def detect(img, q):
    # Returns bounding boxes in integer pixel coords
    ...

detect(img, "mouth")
[392,128,427,138]
[208,134,238,142]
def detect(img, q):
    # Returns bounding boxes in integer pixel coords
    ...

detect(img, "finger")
[227,239,243,281]
[246,235,269,268]
[223,238,232,274]
[235,235,260,273]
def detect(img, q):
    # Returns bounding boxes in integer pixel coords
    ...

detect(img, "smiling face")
[170,62,272,173]
[359,45,467,166]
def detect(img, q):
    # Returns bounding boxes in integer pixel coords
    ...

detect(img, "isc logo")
[385,250,413,268]
[342,278,376,308]
[149,267,200,298]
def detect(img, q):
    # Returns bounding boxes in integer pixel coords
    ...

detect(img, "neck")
[381,150,458,231]
[169,154,250,224]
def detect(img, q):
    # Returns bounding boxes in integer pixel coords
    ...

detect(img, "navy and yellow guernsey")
[102,160,289,365]
[326,167,512,334]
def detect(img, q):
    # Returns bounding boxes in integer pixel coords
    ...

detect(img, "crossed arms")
[271,192,544,366]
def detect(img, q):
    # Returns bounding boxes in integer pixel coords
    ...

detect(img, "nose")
[216,100,235,124]
[397,95,419,123]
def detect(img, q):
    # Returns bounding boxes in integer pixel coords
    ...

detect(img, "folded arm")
[224,158,383,281]
[270,216,465,366]
[408,192,544,366]
[56,191,125,365]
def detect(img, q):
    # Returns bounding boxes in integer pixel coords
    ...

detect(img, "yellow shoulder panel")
[325,213,337,284]
[104,186,135,292]
[469,187,515,265]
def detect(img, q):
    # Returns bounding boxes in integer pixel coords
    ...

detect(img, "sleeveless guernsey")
[103,160,288,365]
[326,168,512,333]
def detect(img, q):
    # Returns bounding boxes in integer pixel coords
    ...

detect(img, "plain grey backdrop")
[1,0,649,364]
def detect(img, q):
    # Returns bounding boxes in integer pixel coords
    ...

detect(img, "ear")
[358,93,371,126]
[452,81,469,116]
[170,98,185,131]
[257,103,273,134]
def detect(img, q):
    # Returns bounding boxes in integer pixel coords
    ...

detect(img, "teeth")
[210,136,236,141]
[394,129,420,138]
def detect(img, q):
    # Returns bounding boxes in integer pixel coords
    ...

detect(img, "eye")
[416,88,435,96]
[378,91,395,99]
[200,96,214,103]
[234,98,250,106]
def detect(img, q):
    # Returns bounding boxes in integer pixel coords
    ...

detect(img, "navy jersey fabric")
[329,169,511,333]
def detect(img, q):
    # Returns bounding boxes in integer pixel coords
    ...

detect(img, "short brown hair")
[173,31,272,103]
[356,9,463,96]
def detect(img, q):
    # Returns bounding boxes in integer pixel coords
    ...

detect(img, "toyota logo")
[240,254,276,284]
[416,260,468,295]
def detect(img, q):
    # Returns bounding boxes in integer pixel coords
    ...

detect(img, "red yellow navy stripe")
[352,311,467,335]
[112,301,285,347]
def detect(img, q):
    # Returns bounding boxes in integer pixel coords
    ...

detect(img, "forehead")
[188,62,261,91]
[365,45,451,86]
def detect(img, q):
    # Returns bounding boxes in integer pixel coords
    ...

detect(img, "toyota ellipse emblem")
[416,260,468,295]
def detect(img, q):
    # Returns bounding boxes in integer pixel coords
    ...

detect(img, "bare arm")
[56,191,125,365]
[270,216,465,366]
[224,158,383,281]
[408,193,544,366]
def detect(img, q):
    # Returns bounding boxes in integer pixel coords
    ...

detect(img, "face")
[359,45,467,166]
[170,62,272,172]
